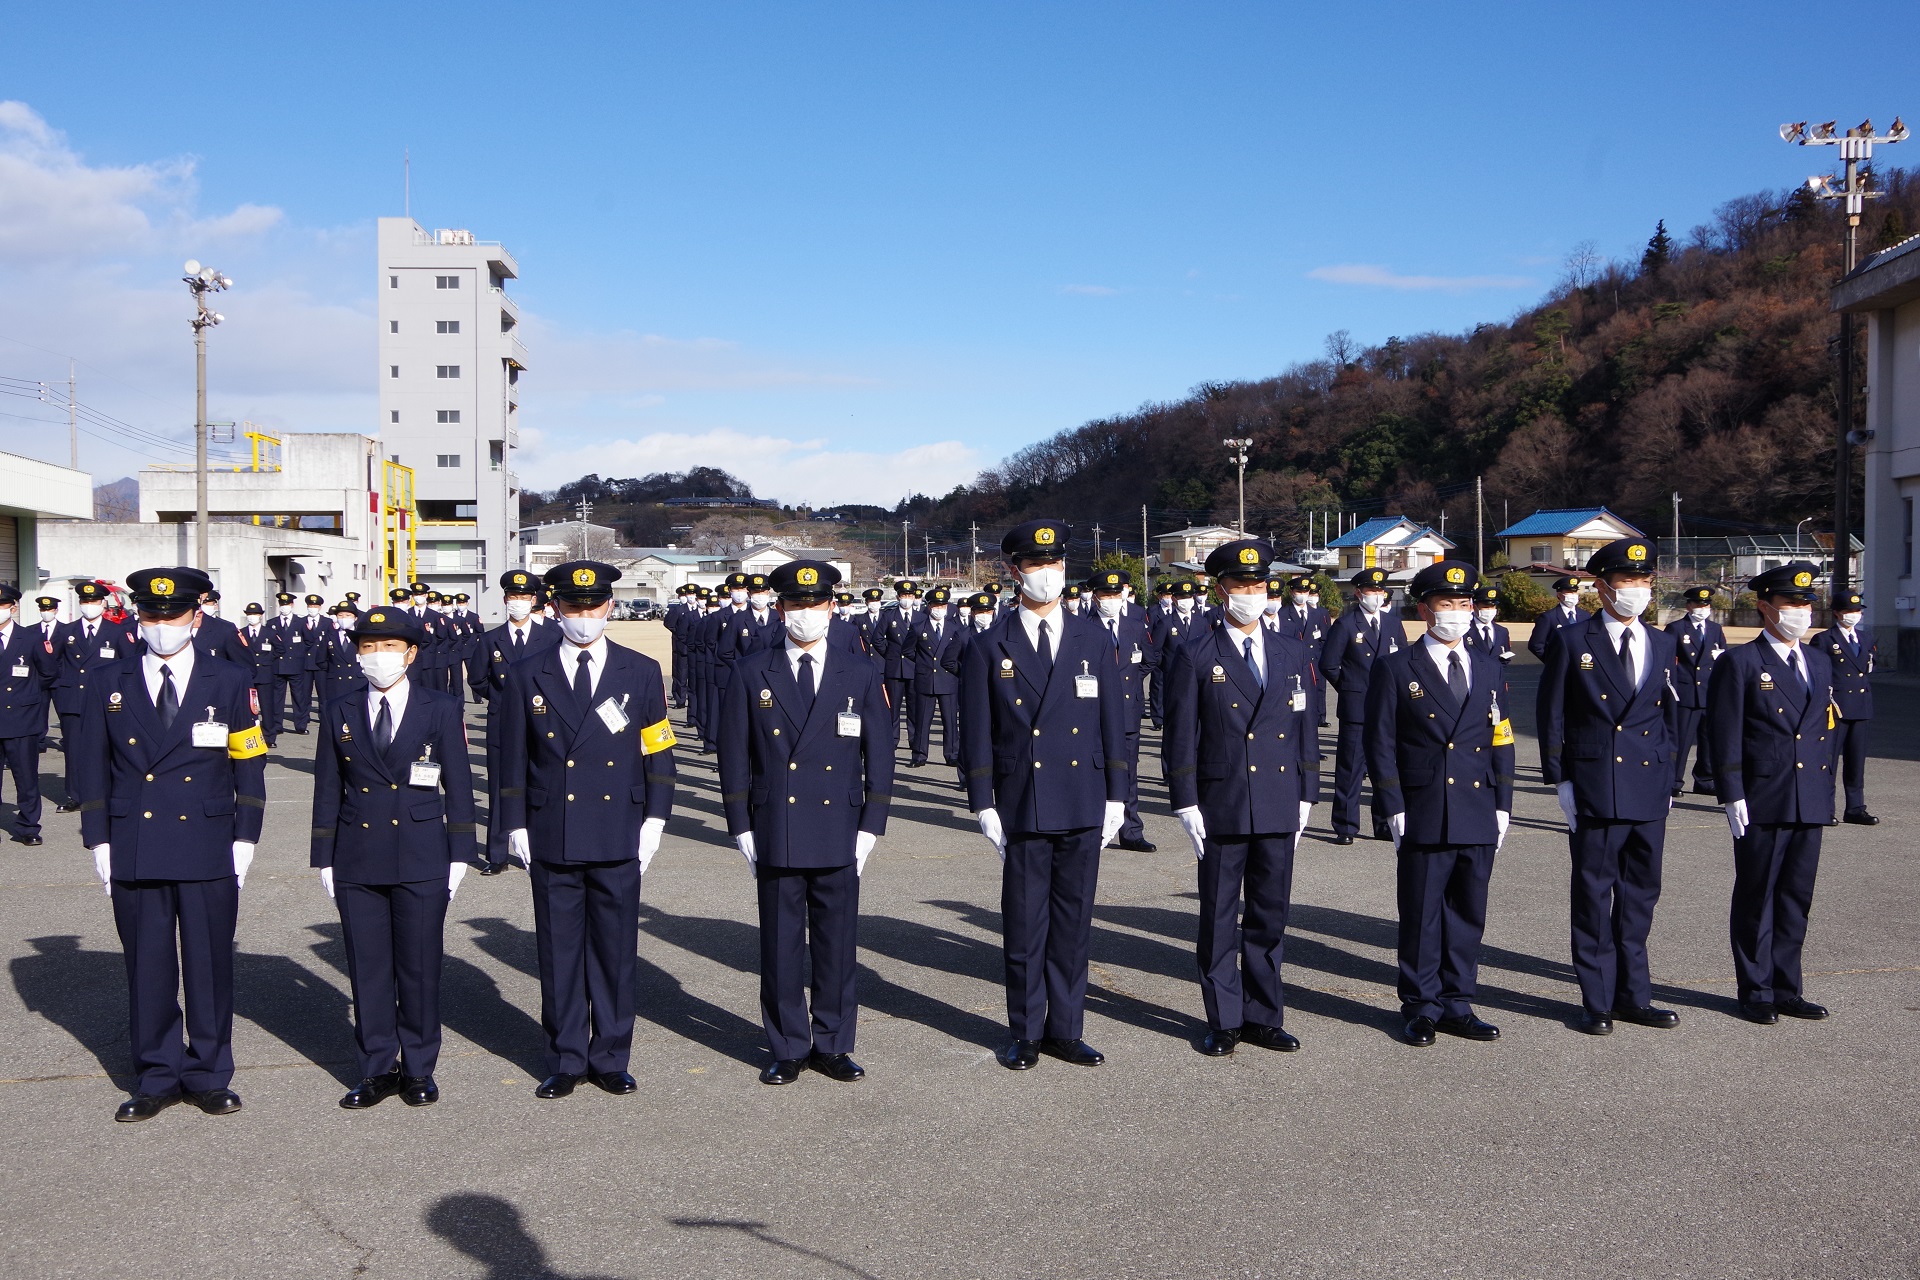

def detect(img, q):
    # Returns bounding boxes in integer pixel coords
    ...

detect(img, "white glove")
[855,830,877,877]
[1725,799,1749,841]
[1175,806,1207,860]
[636,816,666,874]
[1556,781,1578,833]
[232,841,255,888]
[1388,812,1407,849]
[976,808,1006,860]
[91,844,111,897]
[319,866,336,899]
[447,862,466,900]
[1296,800,1312,850]
[735,831,757,871]
[507,828,531,869]
[1495,809,1510,852]
[1100,801,1126,848]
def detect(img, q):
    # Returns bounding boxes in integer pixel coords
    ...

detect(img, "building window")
[389,275,399,289]
[1529,544,1552,565]
[389,365,400,379]
[490,440,504,472]
[389,320,399,333]
[389,410,399,424]
[455,503,477,518]
[436,320,460,334]
[436,410,461,424]
[436,454,461,469]
[435,365,460,379]
[435,275,460,289]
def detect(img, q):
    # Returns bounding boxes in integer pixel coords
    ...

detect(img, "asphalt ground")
[1,623,1915,1279]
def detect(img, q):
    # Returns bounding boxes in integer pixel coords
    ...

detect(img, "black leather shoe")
[1737,1001,1778,1025]
[477,861,508,876]
[759,1058,804,1085]
[807,1051,865,1082]
[1240,1022,1300,1052]
[1669,788,1684,800]
[534,1073,579,1099]
[400,1076,439,1106]
[906,758,926,768]
[1404,1016,1437,1047]
[1198,1028,1239,1057]
[55,800,80,813]
[15,834,42,846]
[1843,809,1880,826]
[290,728,309,736]
[998,1040,1041,1071]
[1331,834,1355,846]
[1436,1014,1500,1042]
[1613,1005,1680,1029]
[1692,781,1717,795]
[1041,1037,1104,1066]
[1576,1011,1614,1036]
[1372,826,1393,842]
[114,1093,180,1123]
[184,1087,242,1115]
[1777,997,1829,1020]
[1115,837,1157,852]
[339,1070,403,1109]
[588,1069,637,1095]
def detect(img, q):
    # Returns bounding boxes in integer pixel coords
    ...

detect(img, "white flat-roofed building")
[0,450,93,594]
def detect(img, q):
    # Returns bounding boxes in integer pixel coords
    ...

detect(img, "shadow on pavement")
[424,1193,627,1280]
[233,950,358,1085]
[10,935,129,1081]
[669,1216,883,1279]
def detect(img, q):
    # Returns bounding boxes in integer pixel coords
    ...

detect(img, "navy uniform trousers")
[336,879,448,1079]
[1,734,42,839]
[1396,842,1495,1020]
[1332,715,1387,838]
[113,875,240,1096]
[1730,824,1821,1004]
[1196,835,1295,1029]
[1832,719,1869,812]
[1667,705,1714,791]
[757,863,860,1060]
[531,857,641,1076]
[1002,829,1101,1041]
[1567,821,1663,1013]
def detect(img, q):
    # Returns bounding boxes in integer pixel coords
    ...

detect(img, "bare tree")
[1561,239,1602,289]
[1324,329,1357,367]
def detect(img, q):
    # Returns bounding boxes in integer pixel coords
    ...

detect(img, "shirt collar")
[143,640,195,683]
[369,674,411,724]
[1763,632,1800,663]
[785,635,827,680]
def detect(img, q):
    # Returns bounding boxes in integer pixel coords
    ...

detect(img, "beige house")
[1496,507,1645,571]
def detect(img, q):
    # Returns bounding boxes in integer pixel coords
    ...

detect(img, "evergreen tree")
[1641,219,1673,274]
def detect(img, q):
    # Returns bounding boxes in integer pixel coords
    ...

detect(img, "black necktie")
[513,628,525,654]
[574,650,593,706]
[1037,620,1052,666]
[798,652,816,706]
[1107,619,1119,649]
[1447,650,1467,702]
[1244,635,1264,687]
[1787,649,1805,688]
[375,694,393,747]
[1618,627,1634,687]
[157,663,178,729]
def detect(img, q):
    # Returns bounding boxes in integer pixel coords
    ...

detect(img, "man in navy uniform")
[1537,538,1681,1035]
[720,560,893,1084]
[470,569,561,875]
[1272,572,1331,731]
[264,593,313,736]
[237,603,281,748]
[878,579,919,746]
[714,573,781,738]
[294,593,329,718]
[1087,568,1156,851]
[665,584,693,708]
[0,584,60,844]
[1321,567,1406,844]
[1710,563,1837,1025]
[1163,540,1318,1056]
[318,602,366,704]
[960,520,1128,1070]
[192,587,252,665]
[73,567,268,1121]
[311,607,477,1109]
[1664,585,1726,799]
[850,587,885,653]
[1527,575,1590,660]
[1464,582,1516,704]
[905,586,963,771]
[1147,581,1202,729]
[497,561,677,1097]
[696,572,752,749]
[1365,560,1513,1047]
[52,581,136,814]
[1815,588,1876,826]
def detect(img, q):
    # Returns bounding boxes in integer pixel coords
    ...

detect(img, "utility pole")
[67,361,77,470]
[969,521,980,584]
[1091,523,1102,561]
[182,260,231,572]
[1671,490,1682,582]
[1223,437,1253,531]
[1782,115,1907,593]
[575,496,593,558]
[901,520,911,579]
[1474,476,1484,571]
[924,533,933,578]
[1141,505,1149,576]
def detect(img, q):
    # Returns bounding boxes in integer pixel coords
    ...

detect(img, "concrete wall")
[1861,297,1920,668]
[38,521,369,612]
[0,451,93,590]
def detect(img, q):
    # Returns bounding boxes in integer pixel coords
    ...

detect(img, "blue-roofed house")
[1326,516,1455,579]
[1496,507,1645,573]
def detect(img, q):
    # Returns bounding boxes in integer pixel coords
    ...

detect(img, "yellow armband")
[1491,717,1514,747]
[228,725,268,759]
[640,717,678,755]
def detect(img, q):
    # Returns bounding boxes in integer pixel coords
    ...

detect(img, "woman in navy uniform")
[469,570,561,875]
[319,602,367,703]
[72,567,268,1121]
[1087,568,1157,851]
[1365,561,1514,1047]
[497,561,677,1098]
[905,587,963,770]
[191,587,252,666]
[1146,580,1201,729]
[0,583,60,844]
[261,592,307,735]
[1708,562,1836,1025]
[237,603,281,747]
[1527,575,1591,660]
[1163,540,1319,1056]
[1536,539,1681,1035]
[1815,589,1876,825]
[51,581,135,814]
[1664,585,1726,798]
[720,561,893,1085]
[310,607,477,1109]
[959,520,1129,1071]
[1321,567,1407,844]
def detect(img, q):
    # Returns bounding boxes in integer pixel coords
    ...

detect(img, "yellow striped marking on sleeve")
[640,718,678,755]
[228,726,268,759]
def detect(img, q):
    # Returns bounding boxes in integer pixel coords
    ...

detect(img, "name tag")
[260,643,273,652]
[595,697,631,733]
[1130,648,1142,664]
[409,759,442,788]
[11,661,27,677]
[837,711,862,737]
[192,719,228,748]
[100,646,115,659]
[1075,674,1098,698]
[292,635,303,643]
[1290,683,1307,712]
[1710,647,1724,660]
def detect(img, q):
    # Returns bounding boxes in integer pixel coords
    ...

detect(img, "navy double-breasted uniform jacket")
[1364,642,1515,847]
[468,619,562,701]
[1664,616,1727,710]
[318,624,365,700]
[0,622,60,738]
[1271,603,1331,667]
[311,683,478,881]
[1536,617,1677,822]
[1706,639,1836,827]
[237,624,278,686]
[958,609,1128,833]
[1086,610,1156,724]
[52,620,134,719]
[1813,625,1873,721]
[72,658,268,880]
[1148,608,1198,668]
[496,641,676,863]
[262,615,309,676]
[1163,622,1320,835]
[1320,607,1408,722]
[719,644,894,869]
[906,612,964,695]
[1527,603,1591,660]
[192,615,252,667]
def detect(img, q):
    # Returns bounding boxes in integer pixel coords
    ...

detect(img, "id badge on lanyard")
[410,743,442,788]
[837,697,861,737]
[1290,675,1307,712]
[1074,660,1098,699]
[596,693,631,733]
[191,707,228,749]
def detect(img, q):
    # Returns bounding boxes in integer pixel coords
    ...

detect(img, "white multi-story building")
[377,217,527,620]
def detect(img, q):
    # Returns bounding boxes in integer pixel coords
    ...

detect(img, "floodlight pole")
[183,264,229,572]
[1223,437,1253,531]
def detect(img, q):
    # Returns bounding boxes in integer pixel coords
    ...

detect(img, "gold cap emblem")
[797,567,819,586]
[370,611,386,622]
[1034,527,1057,545]
[573,568,596,587]
[1239,547,1259,565]
[1446,566,1465,584]
[1794,571,1811,588]
[1627,543,1648,562]
[151,576,175,596]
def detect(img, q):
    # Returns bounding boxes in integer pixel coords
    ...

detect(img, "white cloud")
[523,318,877,395]
[1307,263,1535,292]
[1060,283,1119,296]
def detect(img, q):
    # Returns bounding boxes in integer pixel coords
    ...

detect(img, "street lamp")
[1223,437,1254,531]
[182,260,231,571]
[1780,116,1906,594]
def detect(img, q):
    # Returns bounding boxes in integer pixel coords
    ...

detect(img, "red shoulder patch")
[249,688,260,717]
[237,632,249,647]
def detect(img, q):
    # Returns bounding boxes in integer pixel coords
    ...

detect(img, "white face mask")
[729,589,748,605]
[277,605,293,618]
[1263,598,1282,616]
[307,607,322,618]
[506,598,534,621]
[1095,595,1123,620]
[1357,592,1386,614]
[140,619,194,656]
[1838,611,1862,629]
[1224,592,1266,626]
[200,603,219,618]
[865,601,880,616]
[0,606,14,628]
[357,651,408,689]
[1175,598,1194,615]
[39,610,58,624]
[1306,596,1320,608]
[1687,606,1711,621]
[1606,586,1652,619]
[973,612,993,630]
[1559,593,1581,607]
[1426,608,1472,644]
[79,602,105,621]
[1017,565,1065,605]
[1772,606,1813,642]
[557,612,608,645]
[1290,594,1312,608]
[748,591,772,610]
[1475,607,1499,625]
[783,607,831,645]
[411,595,427,608]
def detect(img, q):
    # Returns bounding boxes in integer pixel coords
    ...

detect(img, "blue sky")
[1,2,1913,503]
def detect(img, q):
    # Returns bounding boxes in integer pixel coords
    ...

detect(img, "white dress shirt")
[1421,634,1471,694]
[1762,631,1807,685]
[561,635,609,698]
[1016,602,1061,663]
[785,635,828,684]
[1599,611,1648,689]
[505,617,540,648]
[1227,621,1267,683]
[367,673,411,738]
[142,641,197,705]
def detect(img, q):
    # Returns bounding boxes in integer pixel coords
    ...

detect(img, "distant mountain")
[93,477,138,522]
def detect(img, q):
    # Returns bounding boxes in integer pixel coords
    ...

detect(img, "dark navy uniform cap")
[768,559,840,603]
[1090,568,1130,592]
[926,586,951,604]
[1833,588,1864,610]
[1584,538,1656,577]
[304,593,325,606]
[1173,581,1201,599]
[1349,567,1389,590]
[0,584,19,606]
[862,587,884,602]
[344,591,361,603]
[244,602,265,616]
[1288,574,1316,593]
[454,593,470,604]
[74,581,110,602]
[407,581,430,594]
[1001,519,1069,559]
[965,591,996,612]
[746,574,768,591]
[1472,584,1502,606]
[1266,577,1286,597]
[1062,584,1082,600]
[351,607,425,646]
[983,580,1004,594]
[275,592,295,605]
[501,569,539,594]
[1154,578,1175,595]
[201,587,222,602]
[893,578,917,594]
[1411,559,1479,600]
[127,567,213,610]
[723,572,751,589]
[546,560,620,604]
[1551,575,1582,593]
[389,587,412,603]
[1680,585,1714,606]
[33,595,59,610]
[1749,562,1819,602]
[331,601,356,616]
[1204,538,1274,581]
